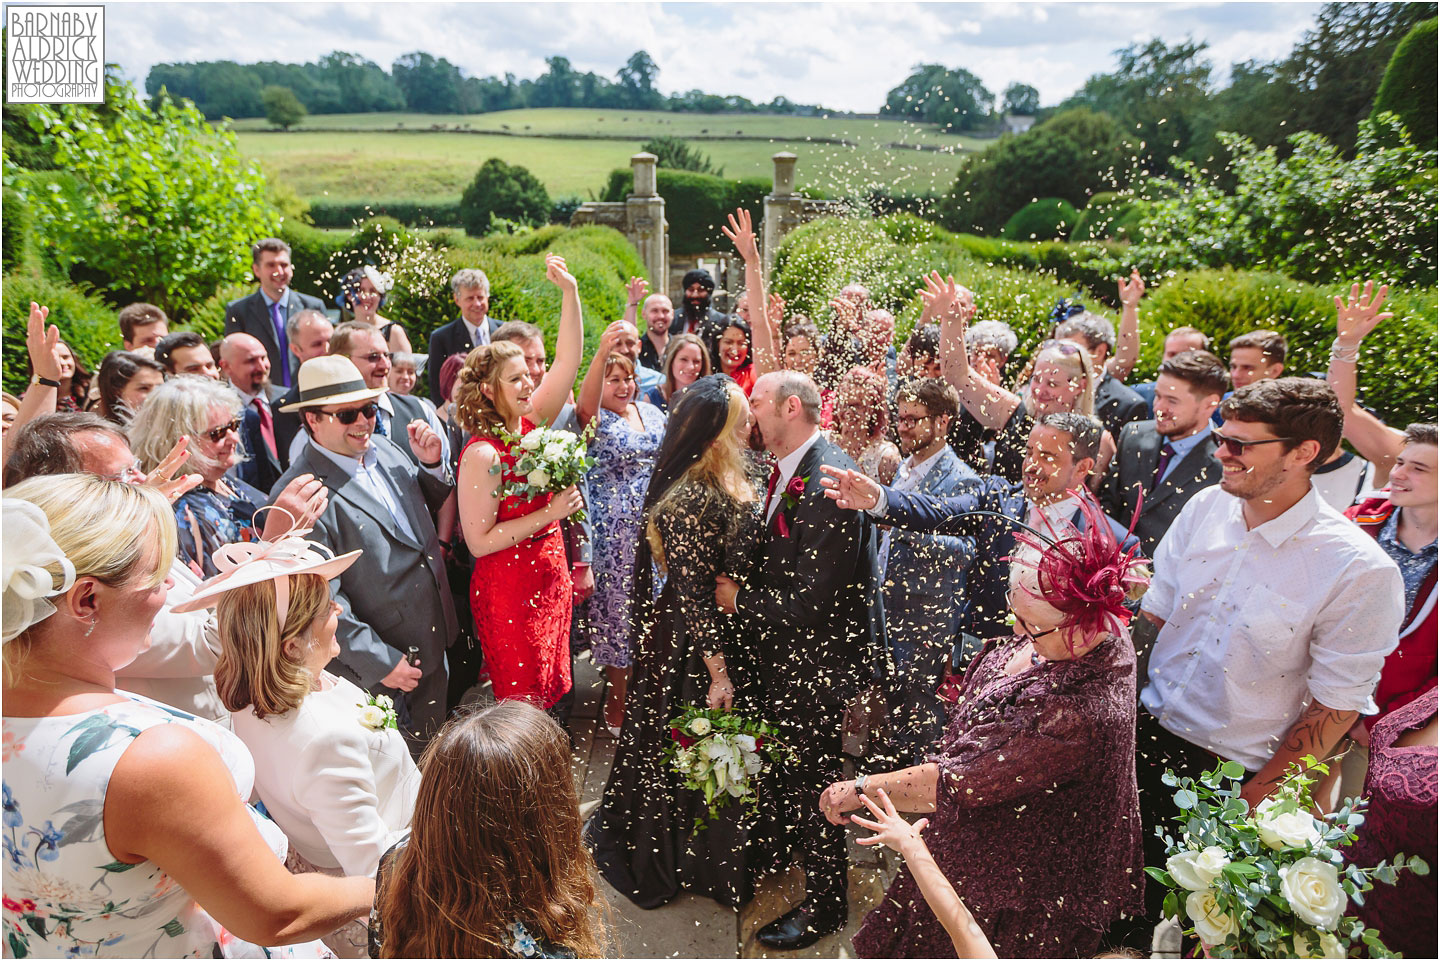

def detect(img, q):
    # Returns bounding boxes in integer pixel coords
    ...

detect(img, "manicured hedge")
[307,200,465,228]
[598,167,771,254]
[1001,197,1080,242]
[1142,268,1437,427]
[1070,192,1146,242]
[2,267,119,395]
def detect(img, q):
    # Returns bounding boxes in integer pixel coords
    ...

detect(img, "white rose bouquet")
[1148,756,1427,958]
[664,706,794,832]
[490,421,597,522]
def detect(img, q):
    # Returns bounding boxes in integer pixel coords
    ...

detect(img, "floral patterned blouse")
[2,694,323,959]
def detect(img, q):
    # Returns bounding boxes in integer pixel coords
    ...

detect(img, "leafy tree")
[940,107,1127,235]
[882,64,994,131]
[1095,114,1437,286]
[1278,1,1433,153]
[262,85,307,129]
[1370,18,1437,149]
[616,50,663,110]
[17,79,281,319]
[391,52,474,113]
[314,51,405,113]
[531,56,579,108]
[1003,83,1040,115]
[640,136,722,176]
[459,158,551,236]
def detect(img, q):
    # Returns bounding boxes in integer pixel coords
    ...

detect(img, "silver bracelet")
[1329,338,1360,364]
[854,774,869,796]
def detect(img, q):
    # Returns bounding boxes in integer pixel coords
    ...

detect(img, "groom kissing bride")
[716,369,886,950]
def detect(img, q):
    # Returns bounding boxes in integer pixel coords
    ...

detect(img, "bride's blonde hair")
[646,381,755,569]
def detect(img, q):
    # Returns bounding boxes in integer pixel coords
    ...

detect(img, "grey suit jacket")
[224,287,326,386]
[1100,420,1222,557]
[269,437,458,718]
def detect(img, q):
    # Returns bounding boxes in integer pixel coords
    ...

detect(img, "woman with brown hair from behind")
[372,700,608,959]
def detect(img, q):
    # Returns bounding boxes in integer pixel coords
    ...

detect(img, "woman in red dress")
[453,254,585,708]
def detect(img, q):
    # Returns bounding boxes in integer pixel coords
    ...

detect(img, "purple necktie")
[269,300,290,387]
[1149,441,1176,492]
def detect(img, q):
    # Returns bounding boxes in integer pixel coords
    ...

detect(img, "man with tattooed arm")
[1115,375,1403,947]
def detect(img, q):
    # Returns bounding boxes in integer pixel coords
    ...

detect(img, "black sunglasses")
[1210,427,1293,457]
[317,402,379,425]
[202,417,243,443]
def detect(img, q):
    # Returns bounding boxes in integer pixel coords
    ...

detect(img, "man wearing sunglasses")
[328,322,448,471]
[274,355,458,755]
[1122,377,1403,945]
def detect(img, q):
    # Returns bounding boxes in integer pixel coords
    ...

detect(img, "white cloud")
[102,1,1324,113]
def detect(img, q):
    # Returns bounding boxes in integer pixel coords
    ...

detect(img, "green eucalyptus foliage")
[14,81,281,322]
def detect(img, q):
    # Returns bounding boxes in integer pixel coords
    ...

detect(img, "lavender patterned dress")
[585,402,666,668]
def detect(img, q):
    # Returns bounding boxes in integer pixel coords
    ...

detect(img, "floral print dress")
[2,694,326,959]
[584,403,666,669]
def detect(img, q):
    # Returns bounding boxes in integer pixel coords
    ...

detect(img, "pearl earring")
[83,617,97,638]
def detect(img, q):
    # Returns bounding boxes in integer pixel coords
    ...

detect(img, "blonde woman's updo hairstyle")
[3,474,175,682]
[214,572,333,719]
[453,341,525,436]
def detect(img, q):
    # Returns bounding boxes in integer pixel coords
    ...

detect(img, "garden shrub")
[598,167,770,254]
[1370,18,1437,150]
[1070,192,1145,242]
[1141,268,1436,427]
[2,267,118,394]
[307,199,465,229]
[459,158,551,236]
[1001,198,1080,242]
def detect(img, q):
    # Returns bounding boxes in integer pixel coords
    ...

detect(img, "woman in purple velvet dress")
[819,498,1147,958]
[1345,687,1436,957]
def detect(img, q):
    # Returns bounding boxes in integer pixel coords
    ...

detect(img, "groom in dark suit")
[223,238,327,390]
[715,370,886,950]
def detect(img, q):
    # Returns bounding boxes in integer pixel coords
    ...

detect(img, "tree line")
[145,49,830,120]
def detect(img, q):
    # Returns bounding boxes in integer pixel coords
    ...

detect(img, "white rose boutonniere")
[1279,857,1346,931]
[357,691,399,731]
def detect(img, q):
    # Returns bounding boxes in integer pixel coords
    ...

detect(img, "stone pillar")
[763,152,800,277]
[625,152,666,289]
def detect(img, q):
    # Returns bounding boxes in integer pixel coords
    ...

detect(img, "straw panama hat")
[170,524,360,618]
[278,355,386,413]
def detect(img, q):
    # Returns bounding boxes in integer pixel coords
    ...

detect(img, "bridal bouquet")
[1148,755,1427,958]
[490,421,596,521]
[665,707,793,831]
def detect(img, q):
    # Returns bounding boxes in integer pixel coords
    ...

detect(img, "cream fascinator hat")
[2,500,77,642]
[171,510,360,631]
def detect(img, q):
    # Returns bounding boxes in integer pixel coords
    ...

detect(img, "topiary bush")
[1370,18,1437,150]
[1001,197,1080,242]
[459,158,551,237]
[1141,268,1436,427]
[1070,192,1146,242]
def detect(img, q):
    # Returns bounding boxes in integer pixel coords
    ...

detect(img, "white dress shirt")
[232,672,420,876]
[1141,485,1403,771]
[766,429,821,524]
[308,438,447,543]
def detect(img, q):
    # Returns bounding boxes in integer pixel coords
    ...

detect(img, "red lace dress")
[465,421,572,708]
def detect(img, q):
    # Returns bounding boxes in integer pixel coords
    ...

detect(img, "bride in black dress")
[585,374,762,909]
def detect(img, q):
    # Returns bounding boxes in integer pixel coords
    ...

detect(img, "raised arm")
[576,322,623,428]
[8,303,62,458]
[1328,280,1403,475]
[931,272,1021,430]
[621,276,647,328]
[1107,269,1144,381]
[722,208,777,374]
[531,254,583,427]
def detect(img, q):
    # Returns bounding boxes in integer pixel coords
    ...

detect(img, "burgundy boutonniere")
[772,474,808,538]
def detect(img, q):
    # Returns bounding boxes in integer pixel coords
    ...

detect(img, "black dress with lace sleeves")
[584,481,762,910]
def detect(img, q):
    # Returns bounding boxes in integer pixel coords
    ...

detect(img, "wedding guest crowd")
[2,215,1433,960]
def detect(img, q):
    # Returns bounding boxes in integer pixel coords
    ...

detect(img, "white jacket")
[117,559,228,725]
[231,672,420,877]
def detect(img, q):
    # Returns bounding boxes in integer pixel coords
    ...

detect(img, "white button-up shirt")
[1140,485,1403,771]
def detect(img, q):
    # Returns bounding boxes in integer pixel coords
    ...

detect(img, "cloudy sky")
[104,1,1324,112]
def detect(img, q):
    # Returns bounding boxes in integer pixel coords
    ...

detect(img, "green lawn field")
[233,108,988,203]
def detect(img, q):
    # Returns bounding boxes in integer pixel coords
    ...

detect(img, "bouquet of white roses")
[664,707,794,832]
[1148,755,1427,958]
[490,421,597,522]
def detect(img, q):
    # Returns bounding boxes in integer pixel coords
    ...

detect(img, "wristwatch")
[854,774,869,796]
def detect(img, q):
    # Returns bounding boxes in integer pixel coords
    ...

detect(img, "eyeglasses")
[202,417,243,443]
[353,352,389,365]
[1011,605,1062,643]
[101,462,145,483]
[1038,339,1084,357]
[895,414,932,429]
[1209,427,1293,457]
[317,403,379,425]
